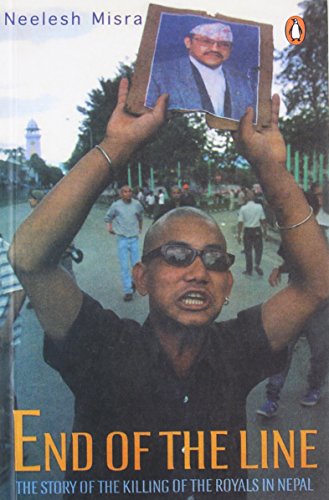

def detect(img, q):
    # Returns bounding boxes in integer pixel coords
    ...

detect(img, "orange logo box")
[285,16,306,45]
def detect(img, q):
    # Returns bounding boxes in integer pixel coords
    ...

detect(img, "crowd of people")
[106,179,329,293]
[1,80,328,498]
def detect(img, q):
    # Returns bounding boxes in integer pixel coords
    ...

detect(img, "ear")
[132,262,149,296]
[184,36,192,50]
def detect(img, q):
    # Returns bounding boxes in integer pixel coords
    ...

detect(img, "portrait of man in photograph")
[145,13,260,121]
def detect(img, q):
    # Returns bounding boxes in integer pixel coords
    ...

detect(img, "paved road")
[0,202,328,499]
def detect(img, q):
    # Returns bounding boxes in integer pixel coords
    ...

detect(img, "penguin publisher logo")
[285,16,306,45]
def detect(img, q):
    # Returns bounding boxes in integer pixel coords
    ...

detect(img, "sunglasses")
[142,243,235,272]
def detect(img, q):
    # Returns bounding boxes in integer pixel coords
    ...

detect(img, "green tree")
[65,63,216,188]
[276,0,328,156]
[65,63,133,171]
[0,147,27,185]
[1,147,26,165]
[48,166,64,186]
[23,153,63,188]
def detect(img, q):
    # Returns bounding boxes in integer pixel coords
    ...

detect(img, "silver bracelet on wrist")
[94,145,113,170]
[275,206,313,231]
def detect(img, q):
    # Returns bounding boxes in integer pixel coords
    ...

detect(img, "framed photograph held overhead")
[126,4,273,130]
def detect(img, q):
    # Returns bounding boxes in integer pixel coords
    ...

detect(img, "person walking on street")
[145,191,156,218]
[136,187,145,205]
[257,260,329,418]
[104,185,143,301]
[257,190,329,417]
[157,189,165,205]
[237,189,267,276]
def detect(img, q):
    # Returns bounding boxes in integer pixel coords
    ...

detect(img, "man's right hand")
[268,267,281,287]
[99,79,168,167]
[107,223,115,234]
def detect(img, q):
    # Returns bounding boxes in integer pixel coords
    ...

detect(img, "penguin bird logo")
[290,18,303,41]
[285,16,306,45]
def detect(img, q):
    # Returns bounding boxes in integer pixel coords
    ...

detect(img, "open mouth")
[179,291,209,308]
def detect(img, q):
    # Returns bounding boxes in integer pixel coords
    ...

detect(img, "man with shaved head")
[146,20,256,120]
[10,82,329,498]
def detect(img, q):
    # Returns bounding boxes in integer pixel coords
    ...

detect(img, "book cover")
[0,0,328,499]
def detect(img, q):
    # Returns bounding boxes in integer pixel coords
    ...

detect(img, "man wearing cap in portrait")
[146,21,256,120]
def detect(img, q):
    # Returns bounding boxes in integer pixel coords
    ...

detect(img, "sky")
[1,0,304,166]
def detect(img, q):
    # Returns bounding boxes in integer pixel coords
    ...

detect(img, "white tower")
[25,119,41,160]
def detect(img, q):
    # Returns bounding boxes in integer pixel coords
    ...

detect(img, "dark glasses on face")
[142,243,235,272]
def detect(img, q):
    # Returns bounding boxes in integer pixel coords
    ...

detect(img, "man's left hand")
[234,95,286,170]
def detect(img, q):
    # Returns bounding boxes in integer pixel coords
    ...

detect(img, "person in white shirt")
[237,190,267,276]
[311,182,329,241]
[157,189,165,205]
[145,191,156,218]
[136,188,145,205]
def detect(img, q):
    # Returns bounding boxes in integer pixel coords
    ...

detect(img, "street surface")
[0,201,328,499]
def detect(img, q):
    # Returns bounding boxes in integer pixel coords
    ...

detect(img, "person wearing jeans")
[117,235,140,297]
[257,191,329,417]
[105,185,143,301]
[257,298,329,417]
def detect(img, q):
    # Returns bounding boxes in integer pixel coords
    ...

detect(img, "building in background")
[25,119,41,161]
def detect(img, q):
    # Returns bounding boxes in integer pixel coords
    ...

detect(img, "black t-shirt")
[44,294,286,499]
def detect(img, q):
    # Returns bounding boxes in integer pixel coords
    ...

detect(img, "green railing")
[286,145,327,189]
[124,151,329,195]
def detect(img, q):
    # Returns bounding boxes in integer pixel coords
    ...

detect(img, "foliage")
[131,113,210,187]
[28,153,47,172]
[0,147,27,185]
[278,112,328,157]
[1,147,26,164]
[0,160,9,183]
[0,147,63,189]
[65,63,133,171]
[65,62,225,188]
[48,166,64,186]
[276,0,328,156]
[28,154,63,187]
[65,18,325,190]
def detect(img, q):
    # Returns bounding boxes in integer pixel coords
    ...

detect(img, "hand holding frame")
[234,95,286,171]
[100,78,168,166]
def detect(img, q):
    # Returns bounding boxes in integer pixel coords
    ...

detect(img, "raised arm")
[235,96,329,350]
[9,79,167,339]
